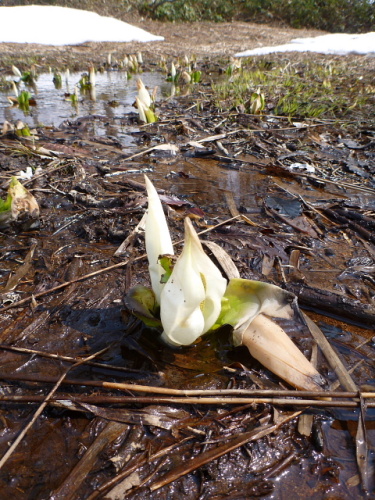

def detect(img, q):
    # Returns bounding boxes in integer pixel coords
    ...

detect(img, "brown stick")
[0,346,109,470]
[1,394,374,409]
[1,371,374,399]
[302,313,358,392]
[149,411,302,492]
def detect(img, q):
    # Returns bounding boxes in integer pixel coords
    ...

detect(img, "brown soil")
[0,18,327,70]
[0,15,374,500]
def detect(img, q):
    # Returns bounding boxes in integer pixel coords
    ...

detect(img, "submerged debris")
[0,52,374,499]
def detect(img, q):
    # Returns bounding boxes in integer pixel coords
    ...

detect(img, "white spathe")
[0,6,164,45]
[235,31,375,57]
[144,176,174,303]
[160,218,227,346]
[136,78,152,109]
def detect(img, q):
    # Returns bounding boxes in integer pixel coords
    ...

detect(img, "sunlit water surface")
[0,70,170,141]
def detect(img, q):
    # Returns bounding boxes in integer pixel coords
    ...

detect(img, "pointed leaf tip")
[144,176,174,303]
[160,217,227,346]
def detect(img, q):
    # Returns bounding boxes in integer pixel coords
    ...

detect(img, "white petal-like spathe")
[160,218,227,345]
[137,78,152,109]
[144,176,174,303]
[136,98,147,123]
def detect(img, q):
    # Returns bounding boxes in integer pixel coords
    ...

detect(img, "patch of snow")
[0,6,164,45]
[235,32,375,57]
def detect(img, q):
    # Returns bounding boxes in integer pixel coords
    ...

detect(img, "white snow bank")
[0,6,164,45]
[235,32,375,57]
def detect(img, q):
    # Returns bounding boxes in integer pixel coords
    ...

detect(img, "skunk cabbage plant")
[136,78,151,109]
[160,217,227,346]
[125,176,325,391]
[136,78,157,123]
[0,177,39,228]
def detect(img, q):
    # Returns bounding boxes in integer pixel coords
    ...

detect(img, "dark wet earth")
[0,60,374,499]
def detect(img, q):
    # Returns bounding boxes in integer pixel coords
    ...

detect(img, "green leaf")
[213,278,294,338]
[144,108,158,123]
[0,192,12,213]
[124,285,161,328]
[191,70,202,83]
[17,90,32,109]
[159,254,176,284]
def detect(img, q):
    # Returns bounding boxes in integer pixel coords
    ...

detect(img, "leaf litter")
[0,50,374,499]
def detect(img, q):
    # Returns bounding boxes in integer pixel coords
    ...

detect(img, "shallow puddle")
[0,61,374,498]
[0,70,170,140]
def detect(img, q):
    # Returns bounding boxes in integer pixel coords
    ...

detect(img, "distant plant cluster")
[1,0,374,32]
[137,0,374,32]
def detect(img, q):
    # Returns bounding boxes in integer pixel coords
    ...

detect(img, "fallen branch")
[1,394,374,408]
[1,371,374,399]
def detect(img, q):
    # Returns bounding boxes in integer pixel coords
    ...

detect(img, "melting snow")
[0,6,164,45]
[235,32,375,57]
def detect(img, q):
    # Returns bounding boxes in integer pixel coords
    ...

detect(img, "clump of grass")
[137,0,373,33]
[213,58,373,121]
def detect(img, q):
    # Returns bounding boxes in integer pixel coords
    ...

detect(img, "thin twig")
[0,215,240,312]
[149,411,302,492]
[0,344,148,374]
[1,372,374,400]
[0,347,109,471]
[86,437,194,500]
[1,394,375,409]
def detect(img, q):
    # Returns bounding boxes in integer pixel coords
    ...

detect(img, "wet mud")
[0,54,374,499]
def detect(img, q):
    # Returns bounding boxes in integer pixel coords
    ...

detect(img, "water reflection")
[0,70,170,137]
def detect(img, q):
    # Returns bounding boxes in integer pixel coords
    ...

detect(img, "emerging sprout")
[53,72,62,89]
[136,78,151,108]
[0,177,39,228]
[250,88,266,114]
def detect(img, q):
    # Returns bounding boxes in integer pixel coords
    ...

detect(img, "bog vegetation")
[2,0,374,32]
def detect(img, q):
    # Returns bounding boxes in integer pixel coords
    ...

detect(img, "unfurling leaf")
[159,254,176,284]
[215,278,295,338]
[215,278,325,391]
[191,70,202,83]
[124,285,161,328]
[136,97,157,124]
[144,107,157,123]
[0,177,39,228]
